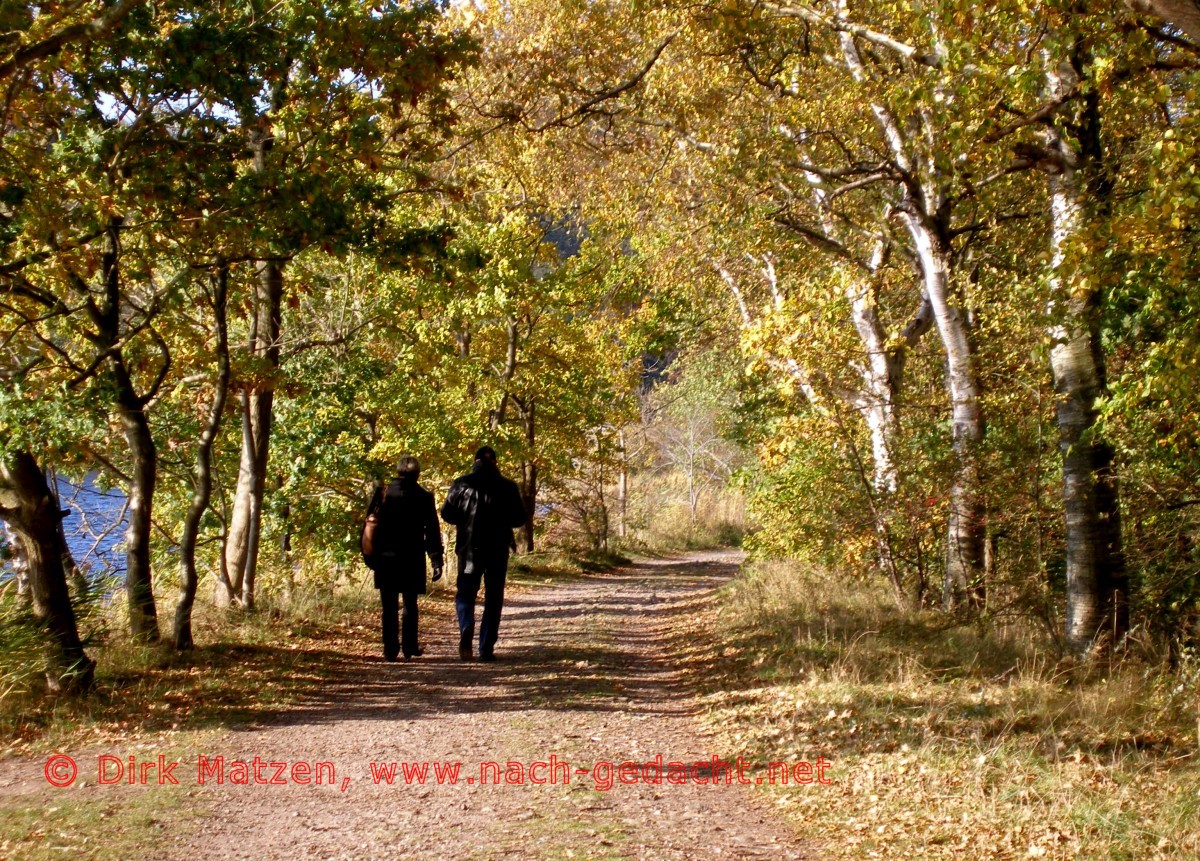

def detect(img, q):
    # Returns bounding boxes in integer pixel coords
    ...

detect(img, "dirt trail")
[10,552,812,860]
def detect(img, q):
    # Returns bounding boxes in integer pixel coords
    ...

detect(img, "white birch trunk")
[846,265,901,496]
[221,248,283,611]
[1044,59,1128,654]
[902,214,987,609]
[836,22,987,609]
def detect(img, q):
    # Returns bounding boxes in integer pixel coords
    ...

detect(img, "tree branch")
[535,31,678,130]
[773,211,875,272]
[0,228,109,278]
[982,93,1078,144]
[1126,0,1200,45]
[762,2,943,68]
[136,326,171,407]
[0,0,143,80]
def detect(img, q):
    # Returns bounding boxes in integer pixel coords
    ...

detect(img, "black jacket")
[369,477,444,593]
[440,461,527,561]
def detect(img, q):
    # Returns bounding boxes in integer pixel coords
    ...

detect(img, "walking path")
[4,551,812,860]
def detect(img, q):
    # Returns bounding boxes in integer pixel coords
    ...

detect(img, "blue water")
[57,473,127,578]
[0,473,127,582]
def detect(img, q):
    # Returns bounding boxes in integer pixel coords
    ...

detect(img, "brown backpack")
[360,489,383,568]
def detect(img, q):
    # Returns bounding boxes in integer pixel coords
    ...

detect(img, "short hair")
[474,446,497,464]
[397,456,421,478]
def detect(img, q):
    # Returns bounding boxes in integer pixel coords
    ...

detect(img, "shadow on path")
[235,554,741,729]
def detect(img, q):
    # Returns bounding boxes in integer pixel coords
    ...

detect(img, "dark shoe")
[459,633,473,661]
[478,652,496,662]
[403,647,424,659]
[385,652,399,663]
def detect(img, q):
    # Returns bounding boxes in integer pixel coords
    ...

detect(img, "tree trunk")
[833,27,987,612]
[2,519,30,599]
[847,275,910,597]
[219,395,253,606]
[519,399,537,553]
[1044,58,1128,654]
[222,258,283,611]
[57,520,89,603]
[617,428,628,540]
[113,359,160,640]
[96,220,160,641]
[1125,0,1200,42]
[1050,235,1127,653]
[175,262,231,650]
[0,452,95,693]
[831,398,909,608]
[846,260,905,496]
[903,217,987,611]
[222,118,285,611]
[686,438,698,526]
[596,458,609,553]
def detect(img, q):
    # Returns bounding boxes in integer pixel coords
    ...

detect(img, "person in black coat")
[368,456,444,661]
[440,446,527,662]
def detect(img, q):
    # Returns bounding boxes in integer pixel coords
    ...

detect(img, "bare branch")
[772,212,875,272]
[762,2,943,68]
[713,261,753,326]
[982,93,1078,144]
[136,326,171,407]
[535,31,678,131]
[1137,21,1200,54]
[0,273,68,312]
[0,227,107,276]
[826,171,894,199]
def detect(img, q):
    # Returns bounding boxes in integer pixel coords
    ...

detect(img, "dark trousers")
[379,588,420,659]
[455,553,508,656]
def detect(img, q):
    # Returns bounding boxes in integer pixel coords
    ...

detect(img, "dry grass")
[620,472,747,553]
[0,583,380,756]
[696,561,1200,860]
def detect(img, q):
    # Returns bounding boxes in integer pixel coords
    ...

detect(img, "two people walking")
[365,447,526,662]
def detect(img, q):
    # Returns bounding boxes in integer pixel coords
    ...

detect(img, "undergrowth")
[699,560,1200,860]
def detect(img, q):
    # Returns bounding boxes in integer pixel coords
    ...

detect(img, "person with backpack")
[363,456,444,661]
[439,446,527,662]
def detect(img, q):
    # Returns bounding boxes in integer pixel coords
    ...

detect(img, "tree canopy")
[4,0,1200,682]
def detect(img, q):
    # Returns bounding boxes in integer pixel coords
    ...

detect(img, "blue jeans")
[455,552,509,656]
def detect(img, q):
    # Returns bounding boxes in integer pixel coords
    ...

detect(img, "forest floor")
[5,550,1198,860]
[0,550,814,860]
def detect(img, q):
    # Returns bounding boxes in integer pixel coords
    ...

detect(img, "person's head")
[396,456,421,480]
[474,446,497,467]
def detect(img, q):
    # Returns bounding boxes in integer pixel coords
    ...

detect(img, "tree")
[0,451,94,693]
[194,0,477,610]
[173,260,231,649]
[1037,30,1130,654]
[0,0,142,81]
[648,350,741,529]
